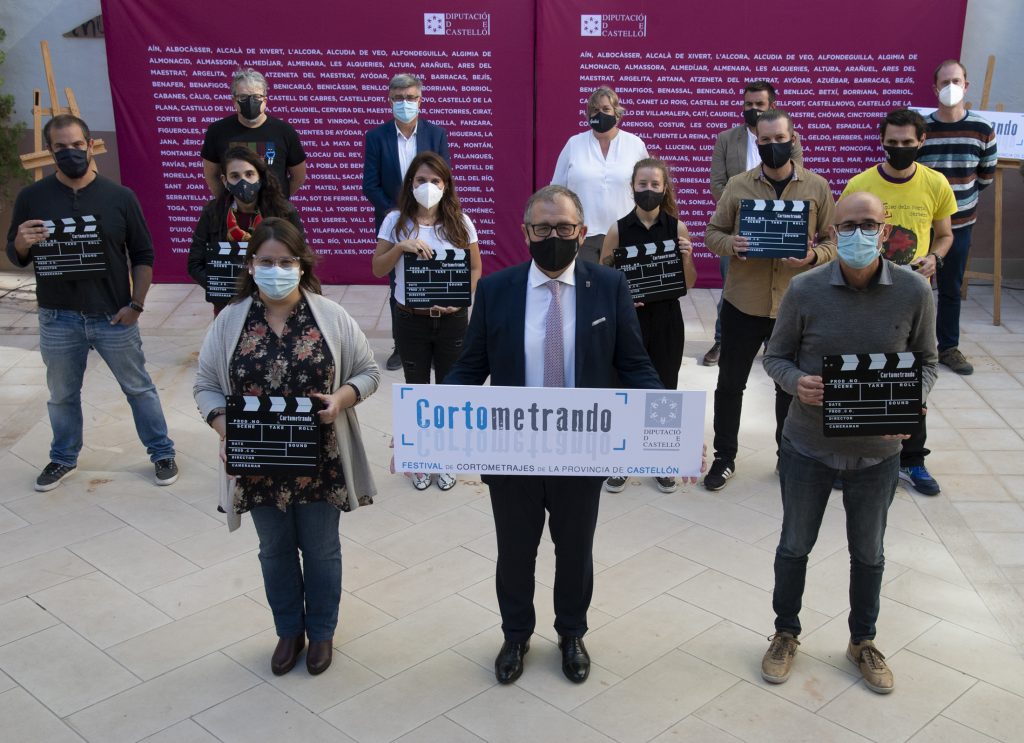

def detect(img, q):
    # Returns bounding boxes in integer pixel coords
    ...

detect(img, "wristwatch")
[346,383,363,404]
[928,252,944,270]
[128,300,145,313]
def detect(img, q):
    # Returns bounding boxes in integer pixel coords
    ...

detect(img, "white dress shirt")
[550,130,649,236]
[524,260,576,388]
[396,122,418,179]
[745,127,761,171]
[378,212,478,304]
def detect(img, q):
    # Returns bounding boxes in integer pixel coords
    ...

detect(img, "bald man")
[759,192,937,695]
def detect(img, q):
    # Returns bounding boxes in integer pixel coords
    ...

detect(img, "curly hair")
[219,145,292,217]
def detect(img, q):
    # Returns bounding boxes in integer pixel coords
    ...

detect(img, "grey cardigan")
[193,290,380,530]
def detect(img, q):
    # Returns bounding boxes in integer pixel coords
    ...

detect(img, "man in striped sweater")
[917,59,998,375]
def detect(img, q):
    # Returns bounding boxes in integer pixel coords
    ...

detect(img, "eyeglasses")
[526,223,581,239]
[234,94,266,104]
[253,257,300,269]
[390,94,421,102]
[835,221,884,236]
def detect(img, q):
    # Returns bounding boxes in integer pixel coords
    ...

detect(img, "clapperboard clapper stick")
[403,248,472,308]
[32,215,108,280]
[613,239,687,304]
[224,395,323,475]
[821,352,923,437]
[738,199,810,259]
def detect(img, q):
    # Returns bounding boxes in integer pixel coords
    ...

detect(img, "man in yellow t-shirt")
[840,108,956,498]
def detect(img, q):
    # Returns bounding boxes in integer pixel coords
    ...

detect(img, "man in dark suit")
[704,81,803,367]
[362,73,450,371]
[445,185,664,686]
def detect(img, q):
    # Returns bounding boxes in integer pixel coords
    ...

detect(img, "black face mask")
[884,145,919,171]
[529,236,578,273]
[633,189,663,212]
[742,108,761,128]
[238,97,263,120]
[757,141,793,170]
[226,178,262,204]
[589,111,617,134]
[53,148,90,179]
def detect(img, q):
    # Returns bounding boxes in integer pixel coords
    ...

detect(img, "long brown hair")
[220,145,291,217]
[232,217,322,301]
[393,151,470,248]
[631,158,679,218]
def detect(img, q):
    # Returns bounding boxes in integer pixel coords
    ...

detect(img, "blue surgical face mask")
[253,265,300,300]
[837,228,882,269]
[393,100,419,124]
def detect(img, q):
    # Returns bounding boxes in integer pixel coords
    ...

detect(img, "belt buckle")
[429,307,442,318]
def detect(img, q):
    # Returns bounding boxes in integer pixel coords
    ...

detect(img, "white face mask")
[938,83,965,107]
[253,265,301,300]
[413,182,444,210]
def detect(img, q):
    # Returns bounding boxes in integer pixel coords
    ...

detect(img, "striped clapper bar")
[224,394,322,475]
[613,239,687,303]
[205,241,248,302]
[738,199,809,259]
[32,215,106,280]
[403,247,472,308]
[821,352,923,437]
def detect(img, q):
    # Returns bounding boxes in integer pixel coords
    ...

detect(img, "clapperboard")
[403,247,471,308]
[613,239,687,303]
[822,352,923,437]
[738,200,809,259]
[205,241,247,302]
[31,215,107,280]
[225,395,323,476]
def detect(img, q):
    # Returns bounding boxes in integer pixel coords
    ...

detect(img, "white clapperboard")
[738,199,809,259]
[613,239,687,303]
[205,241,248,302]
[225,395,323,476]
[403,248,471,308]
[822,352,923,437]
[31,215,107,280]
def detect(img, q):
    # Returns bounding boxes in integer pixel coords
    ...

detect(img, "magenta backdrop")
[534,0,967,287]
[100,0,534,283]
[101,0,965,286]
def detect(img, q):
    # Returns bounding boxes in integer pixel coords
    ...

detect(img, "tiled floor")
[1,271,1022,743]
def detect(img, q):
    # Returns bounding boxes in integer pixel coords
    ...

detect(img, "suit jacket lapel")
[573,261,593,385]
[384,125,400,181]
[415,121,428,153]
[509,264,529,385]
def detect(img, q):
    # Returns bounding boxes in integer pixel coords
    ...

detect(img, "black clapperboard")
[613,239,687,303]
[403,247,471,308]
[31,216,107,280]
[205,241,247,302]
[738,199,809,259]
[225,395,323,476]
[822,352,923,437]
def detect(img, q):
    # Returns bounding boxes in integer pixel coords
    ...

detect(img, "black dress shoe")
[494,639,529,684]
[385,348,402,371]
[558,635,590,683]
[271,634,305,676]
[306,639,333,675]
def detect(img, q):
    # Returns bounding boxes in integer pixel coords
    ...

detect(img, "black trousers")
[487,475,602,642]
[636,299,684,390]
[394,307,468,384]
[713,299,792,463]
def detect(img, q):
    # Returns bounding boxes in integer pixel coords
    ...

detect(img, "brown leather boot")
[271,635,305,676]
[306,639,333,675]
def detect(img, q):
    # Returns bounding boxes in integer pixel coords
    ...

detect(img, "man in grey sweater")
[759,192,937,695]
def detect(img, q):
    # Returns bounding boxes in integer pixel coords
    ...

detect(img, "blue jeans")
[773,441,899,642]
[38,309,175,467]
[936,224,972,351]
[249,501,342,641]
[713,256,729,343]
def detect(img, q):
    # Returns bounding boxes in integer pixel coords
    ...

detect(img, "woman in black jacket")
[188,146,303,313]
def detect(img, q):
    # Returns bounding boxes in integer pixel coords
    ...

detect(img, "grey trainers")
[761,631,800,684]
[154,458,179,486]
[847,639,894,694]
[655,476,678,493]
[604,476,627,493]
[939,347,974,375]
[35,462,77,492]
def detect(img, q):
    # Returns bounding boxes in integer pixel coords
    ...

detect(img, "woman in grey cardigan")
[194,218,379,677]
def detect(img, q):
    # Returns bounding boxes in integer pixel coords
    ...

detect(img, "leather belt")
[396,301,443,318]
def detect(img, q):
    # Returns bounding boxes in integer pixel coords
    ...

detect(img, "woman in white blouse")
[551,86,650,263]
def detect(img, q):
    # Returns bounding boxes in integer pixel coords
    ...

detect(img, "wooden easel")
[19,40,106,180]
[962,54,1023,327]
